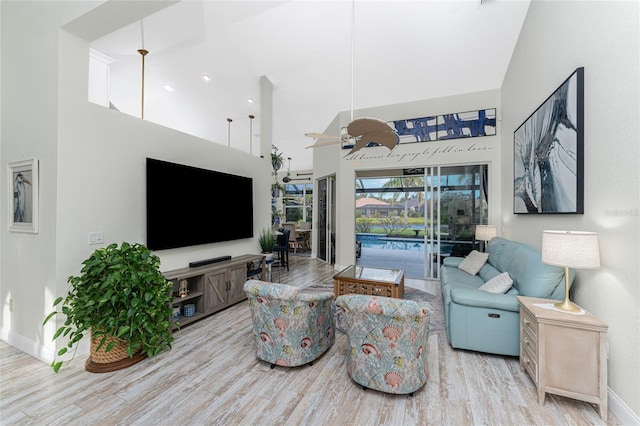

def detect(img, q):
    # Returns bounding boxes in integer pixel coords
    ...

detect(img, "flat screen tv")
[146,158,253,250]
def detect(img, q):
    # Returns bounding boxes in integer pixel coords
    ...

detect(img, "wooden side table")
[517,296,608,421]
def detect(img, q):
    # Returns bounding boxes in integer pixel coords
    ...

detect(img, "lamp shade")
[541,230,601,269]
[475,225,497,241]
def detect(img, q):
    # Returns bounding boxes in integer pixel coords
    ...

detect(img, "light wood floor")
[0,256,620,425]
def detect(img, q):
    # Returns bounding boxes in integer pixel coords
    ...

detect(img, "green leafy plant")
[271,145,284,172]
[258,228,277,253]
[379,216,410,236]
[355,216,373,233]
[271,181,285,198]
[43,242,174,372]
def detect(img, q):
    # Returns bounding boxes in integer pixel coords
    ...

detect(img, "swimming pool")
[358,236,454,253]
[360,239,424,251]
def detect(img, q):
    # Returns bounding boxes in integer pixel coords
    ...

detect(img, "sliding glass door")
[356,164,488,279]
[424,165,489,277]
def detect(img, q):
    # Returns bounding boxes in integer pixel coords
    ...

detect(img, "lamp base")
[554,298,581,313]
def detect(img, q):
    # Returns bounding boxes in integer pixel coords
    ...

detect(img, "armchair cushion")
[243,280,335,367]
[336,294,432,395]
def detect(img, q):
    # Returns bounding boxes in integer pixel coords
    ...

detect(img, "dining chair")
[299,222,311,230]
[273,228,290,271]
[282,223,301,255]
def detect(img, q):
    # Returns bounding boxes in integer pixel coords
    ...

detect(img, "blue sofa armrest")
[442,256,464,267]
[449,287,520,312]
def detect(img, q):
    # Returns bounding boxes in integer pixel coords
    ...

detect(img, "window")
[284,183,312,223]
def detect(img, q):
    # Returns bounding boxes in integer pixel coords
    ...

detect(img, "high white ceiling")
[90,0,531,170]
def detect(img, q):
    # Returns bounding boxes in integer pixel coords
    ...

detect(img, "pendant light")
[138,20,148,119]
[249,114,255,155]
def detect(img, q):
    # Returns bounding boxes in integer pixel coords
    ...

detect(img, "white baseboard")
[609,387,640,425]
[0,326,54,364]
[0,326,89,366]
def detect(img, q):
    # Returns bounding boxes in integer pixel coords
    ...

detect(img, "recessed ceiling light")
[247,98,255,104]
[162,84,175,92]
[202,74,211,82]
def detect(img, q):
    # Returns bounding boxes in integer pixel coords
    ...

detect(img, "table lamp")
[475,225,497,252]
[541,230,601,313]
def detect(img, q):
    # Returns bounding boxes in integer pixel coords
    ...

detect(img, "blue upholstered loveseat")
[440,237,574,356]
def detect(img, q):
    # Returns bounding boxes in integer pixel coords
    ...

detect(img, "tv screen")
[146,158,253,250]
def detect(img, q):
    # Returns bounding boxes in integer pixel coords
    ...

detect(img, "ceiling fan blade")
[346,130,399,154]
[305,139,343,149]
[365,131,400,150]
[305,132,339,139]
[347,117,395,137]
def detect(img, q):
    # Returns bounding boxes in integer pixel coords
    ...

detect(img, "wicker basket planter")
[85,331,146,373]
[43,242,174,373]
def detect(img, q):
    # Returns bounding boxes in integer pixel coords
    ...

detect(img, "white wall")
[0,1,95,360]
[500,1,639,420]
[1,1,272,362]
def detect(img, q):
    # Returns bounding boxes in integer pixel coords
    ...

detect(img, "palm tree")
[382,176,425,224]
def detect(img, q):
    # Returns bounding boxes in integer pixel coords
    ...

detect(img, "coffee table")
[333,265,405,298]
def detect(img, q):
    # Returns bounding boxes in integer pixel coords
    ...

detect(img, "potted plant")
[271,145,284,172]
[271,206,282,226]
[43,242,174,373]
[258,228,277,260]
[271,181,285,198]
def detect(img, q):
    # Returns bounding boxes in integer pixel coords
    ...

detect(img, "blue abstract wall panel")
[391,108,496,143]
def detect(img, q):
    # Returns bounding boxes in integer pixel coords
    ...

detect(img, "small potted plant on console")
[43,241,174,372]
[258,228,277,260]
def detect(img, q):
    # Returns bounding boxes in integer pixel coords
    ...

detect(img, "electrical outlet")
[9,299,13,312]
[88,232,104,245]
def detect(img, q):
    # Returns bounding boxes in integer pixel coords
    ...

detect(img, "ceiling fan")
[304,1,400,155]
[305,117,399,154]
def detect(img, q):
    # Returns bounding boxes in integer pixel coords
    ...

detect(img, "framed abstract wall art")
[514,67,584,214]
[8,158,39,233]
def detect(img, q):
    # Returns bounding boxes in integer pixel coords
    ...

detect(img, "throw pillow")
[458,250,489,275]
[478,272,513,293]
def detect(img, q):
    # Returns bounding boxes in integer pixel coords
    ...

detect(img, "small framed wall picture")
[8,158,39,233]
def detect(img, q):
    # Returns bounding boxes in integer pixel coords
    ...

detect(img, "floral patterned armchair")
[243,280,335,368]
[336,294,433,395]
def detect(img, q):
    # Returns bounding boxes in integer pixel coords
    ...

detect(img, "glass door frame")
[316,175,335,264]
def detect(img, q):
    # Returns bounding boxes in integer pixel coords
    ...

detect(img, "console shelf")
[164,254,266,330]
